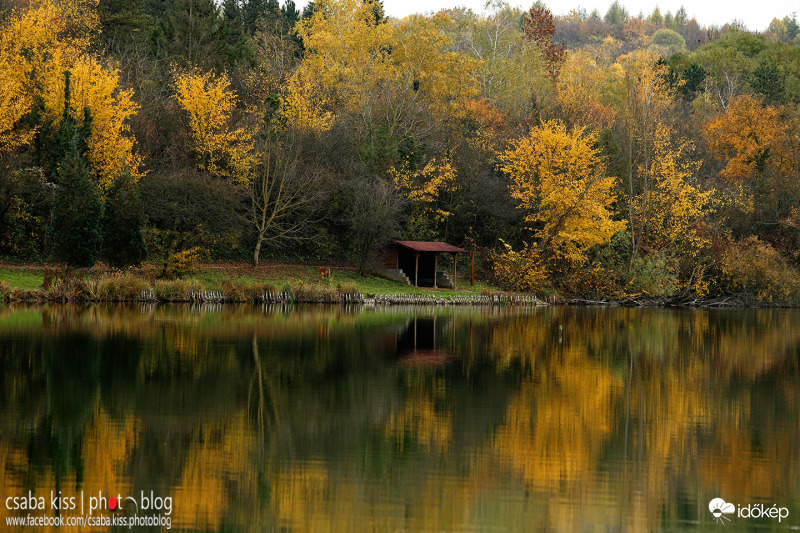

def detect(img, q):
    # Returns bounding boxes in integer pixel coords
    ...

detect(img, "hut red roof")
[394,241,468,253]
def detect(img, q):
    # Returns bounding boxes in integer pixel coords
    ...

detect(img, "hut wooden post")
[414,252,420,287]
[470,250,475,286]
[433,253,439,288]
[451,252,457,289]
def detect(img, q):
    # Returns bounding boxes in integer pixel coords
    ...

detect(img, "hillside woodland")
[1,0,800,301]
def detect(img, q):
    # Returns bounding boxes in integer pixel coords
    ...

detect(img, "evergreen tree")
[155,0,228,70]
[604,1,629,25]
[98,0,152,48]
[242,0,280,34]
[751,60,785,105]
[48,142,104,267]
[222,0,243,45]
[102,173,148,268]
[649,7,663,27]
[680,63,706,100]
[47,71,104,268]
[301,1,318,20]
[364,0,386,25]
[663,11,674,29]
[282,0,300,29]
[222,0,256,63]
[674,6,688,28]
[784,14,799,41]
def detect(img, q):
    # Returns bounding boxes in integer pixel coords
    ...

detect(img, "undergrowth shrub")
[96,272,151,301]
[220,280,277,301]
[336,282,360,297]
[155,278,204,301]
[626,252,679,299]
[162,247,201,279]
[289,280,339,302]
[721,237,800,302]
[491,242,546,293]
[43,276,88,301]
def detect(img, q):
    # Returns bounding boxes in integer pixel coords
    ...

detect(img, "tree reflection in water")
[1,304,799,531]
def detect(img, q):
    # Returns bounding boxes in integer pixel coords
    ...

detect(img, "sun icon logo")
[709,498,736,524]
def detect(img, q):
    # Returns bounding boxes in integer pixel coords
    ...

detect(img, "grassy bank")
[0,262,504,303]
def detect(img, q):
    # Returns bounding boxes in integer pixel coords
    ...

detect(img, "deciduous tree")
[522,5,565,79]
[392,154,458,240]
[0,0,142,192]
[616,50,678,261]
[501,120,624,262]
[248,135,322,266]
[173,69,256,180]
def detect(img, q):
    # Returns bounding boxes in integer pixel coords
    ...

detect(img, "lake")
[1,303,799,531]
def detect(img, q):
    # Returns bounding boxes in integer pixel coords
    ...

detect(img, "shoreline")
[0,264,796,309]
[2,289,548,306]
[2,291,796,309]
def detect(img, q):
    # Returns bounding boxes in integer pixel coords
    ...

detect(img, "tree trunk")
[253,231,264,266]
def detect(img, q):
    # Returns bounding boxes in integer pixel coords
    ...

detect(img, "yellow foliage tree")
[173,70,256,181]
[277,71,335,135]
[294,0,395,111]
[635,127,711,254]
[0,57,34,154]
[625,127,712,297]
[43,56,142,190]
[392,154,457,239]
[391,14,479,120]
[614,50,706,266]
[501,120,625,262]
[0,0,142,191]
[557,49,617,130]
[295,0,478,162]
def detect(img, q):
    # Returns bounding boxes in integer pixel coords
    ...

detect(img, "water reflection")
[1,304,799,531]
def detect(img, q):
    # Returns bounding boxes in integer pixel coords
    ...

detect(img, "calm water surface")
[1,304,799,531]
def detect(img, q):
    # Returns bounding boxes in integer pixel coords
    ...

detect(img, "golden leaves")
[635,126,711,254]
[392,154,458,238]
[393,155,456,218]
[295,0,478,128]
[278,72,335,135]
[0,0,141,191]
[491,241,547,293]
[501,120,625,261]
[42,56,142,190]
[0,57,34,154]
[556,50,617,130]
[173,70,256,182]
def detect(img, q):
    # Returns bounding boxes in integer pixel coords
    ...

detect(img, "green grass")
[329,269,497,296]
[0,268,44,290]
[194,265,498,296]
[0,262,504,298]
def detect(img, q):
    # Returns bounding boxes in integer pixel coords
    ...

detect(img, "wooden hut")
[382,241,468,288]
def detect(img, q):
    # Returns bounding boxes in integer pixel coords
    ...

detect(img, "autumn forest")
[2,0,800,302]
